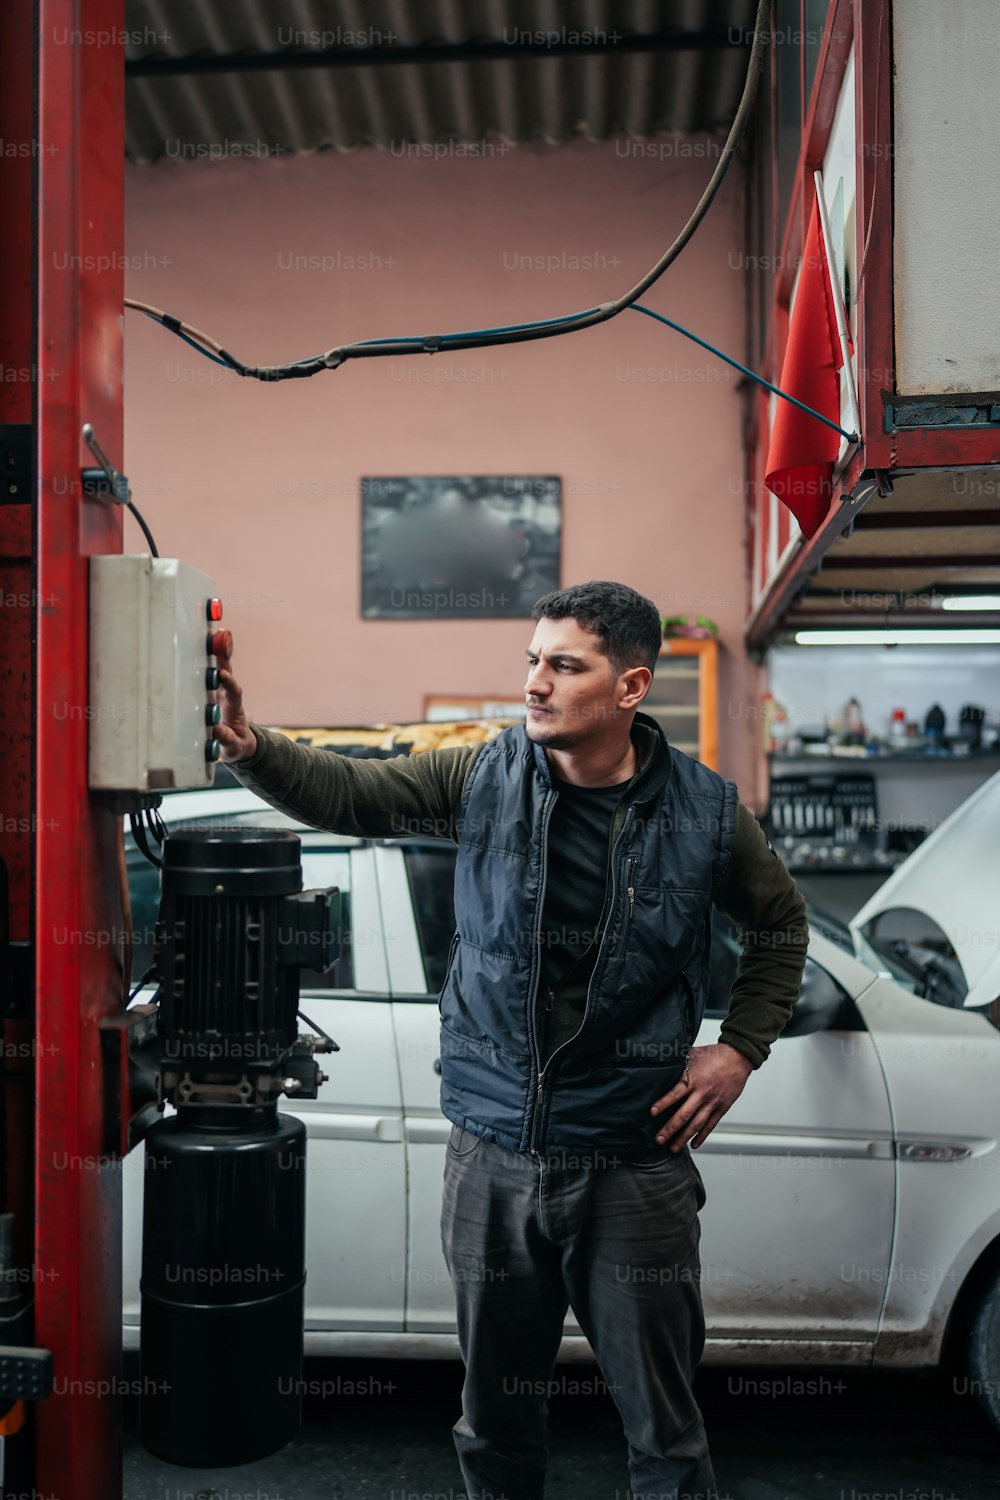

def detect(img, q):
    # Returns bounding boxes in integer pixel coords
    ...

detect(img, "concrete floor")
[122,1357,1000,1500]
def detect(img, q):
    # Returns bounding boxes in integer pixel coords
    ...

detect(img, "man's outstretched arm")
[213,641,480,842]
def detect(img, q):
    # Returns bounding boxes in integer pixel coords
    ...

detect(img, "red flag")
[765,188,850,539]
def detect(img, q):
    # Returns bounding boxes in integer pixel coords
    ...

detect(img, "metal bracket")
[0,1347,53,1401]
[81,423,130,505]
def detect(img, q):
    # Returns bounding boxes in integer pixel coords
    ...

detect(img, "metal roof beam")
[818,554,1000,570]
[852,509,1000,529]
[126,28,753,81]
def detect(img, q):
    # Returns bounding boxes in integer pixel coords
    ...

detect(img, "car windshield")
[803,902,854,953]
[854,905,968,1008]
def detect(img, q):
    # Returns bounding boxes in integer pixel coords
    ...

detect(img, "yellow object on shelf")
[271,719,516,756]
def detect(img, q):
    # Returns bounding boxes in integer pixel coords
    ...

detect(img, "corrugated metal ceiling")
[124,0,759,162]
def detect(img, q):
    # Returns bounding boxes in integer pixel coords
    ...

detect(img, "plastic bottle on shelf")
[770,699,788,754]
[888,708,908,751]
[761,693,788,754]
[761,693,775,754]
[843,697,865,746]
[924,703,946,751]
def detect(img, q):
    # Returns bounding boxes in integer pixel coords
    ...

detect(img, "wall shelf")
[769,750,1000,764]
[650,637,718,770]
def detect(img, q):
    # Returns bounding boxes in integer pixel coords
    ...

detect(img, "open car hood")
[849,769,1000,1010]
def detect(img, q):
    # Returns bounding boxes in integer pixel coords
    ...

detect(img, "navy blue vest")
[438,712,738,1153]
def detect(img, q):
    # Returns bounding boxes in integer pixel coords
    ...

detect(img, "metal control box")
[89,555,221,792]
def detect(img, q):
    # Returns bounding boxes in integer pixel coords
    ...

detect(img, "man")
[214,580,808,1500]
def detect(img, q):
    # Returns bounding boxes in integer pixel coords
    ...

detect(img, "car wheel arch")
[938,1227,1000,1394]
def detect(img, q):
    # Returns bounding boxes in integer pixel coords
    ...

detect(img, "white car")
[121,770,1000,1435]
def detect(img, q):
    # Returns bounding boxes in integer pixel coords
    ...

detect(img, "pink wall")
[123,139,765,800]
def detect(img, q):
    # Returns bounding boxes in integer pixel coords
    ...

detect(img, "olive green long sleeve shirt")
[232,722,808,1068]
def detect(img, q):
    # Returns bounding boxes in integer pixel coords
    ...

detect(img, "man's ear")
[619,666,652,709]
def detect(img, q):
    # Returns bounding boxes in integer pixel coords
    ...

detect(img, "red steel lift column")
[0,1,126,1494]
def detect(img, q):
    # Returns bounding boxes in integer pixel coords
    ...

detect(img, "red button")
[209,628,233,661]
[207,598,223,622]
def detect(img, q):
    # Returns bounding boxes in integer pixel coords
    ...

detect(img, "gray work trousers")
[440,1125,717,1500]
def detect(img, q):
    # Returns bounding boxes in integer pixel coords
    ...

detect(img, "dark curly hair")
[531,581,662,680]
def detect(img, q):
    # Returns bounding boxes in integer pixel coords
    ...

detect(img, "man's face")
[523,616,629,748]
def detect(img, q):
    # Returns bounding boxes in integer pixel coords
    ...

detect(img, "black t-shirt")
[538,773,631,1062]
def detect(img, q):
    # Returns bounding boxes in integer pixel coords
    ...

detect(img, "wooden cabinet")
[646,637,718,770]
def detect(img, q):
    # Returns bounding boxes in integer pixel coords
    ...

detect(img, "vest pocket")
[437,931,461,1017]
[543,1058,687,1151]
[613,857,638,957]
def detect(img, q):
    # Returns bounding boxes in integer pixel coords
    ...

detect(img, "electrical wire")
[129,811,162,870]
[127,814,166,998]
[121,0,853,445]
[128,963,158,1003]
[855,0,886,297]
[631,304,855,442]
[124,0,769,381]
[126,499,159,557]
[144,806,165,846]
[116,814,134,999]
[121,1,854,442]
[83,423,161,555]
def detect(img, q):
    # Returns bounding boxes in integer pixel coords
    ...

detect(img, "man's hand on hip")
[212,632,257,763]
[650,1042,754,1152]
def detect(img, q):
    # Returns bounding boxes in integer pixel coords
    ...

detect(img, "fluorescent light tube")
[793,629,1000,645]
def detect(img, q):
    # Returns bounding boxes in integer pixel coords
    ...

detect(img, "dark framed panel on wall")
[360,475,561,619]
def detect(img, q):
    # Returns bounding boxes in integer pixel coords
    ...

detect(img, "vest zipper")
[528,791,557,1152]
[680,969,696,1045]
[614,856,638,957]
[532,1070,547,1153]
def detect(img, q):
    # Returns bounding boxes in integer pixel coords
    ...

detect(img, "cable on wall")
[124,0,769,380]
[122,1,855,444]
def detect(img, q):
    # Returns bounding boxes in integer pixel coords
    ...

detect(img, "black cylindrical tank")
[138,1105,307,1467]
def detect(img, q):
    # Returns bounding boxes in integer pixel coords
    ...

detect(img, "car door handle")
[404,1117,452,1144]
[282,1110,403,1142]
[433,1057,441,1075]
[701,1129,894,1159]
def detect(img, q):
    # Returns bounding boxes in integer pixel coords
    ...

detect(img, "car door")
[123,831,407,1338]
[376,842,460,1333]
[280,841,406,1332]
[695,924,895,1351]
